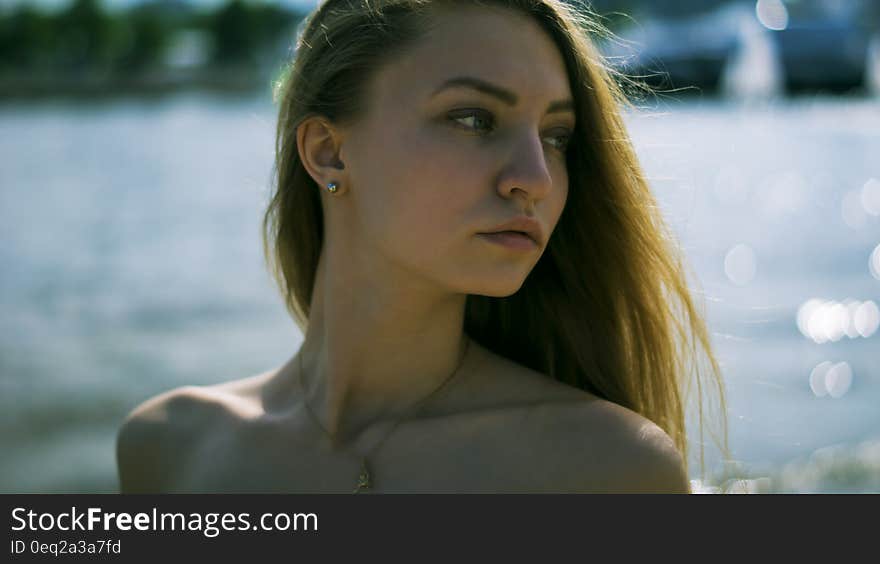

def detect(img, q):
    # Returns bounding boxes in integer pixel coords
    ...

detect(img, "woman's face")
[339,6,574,297]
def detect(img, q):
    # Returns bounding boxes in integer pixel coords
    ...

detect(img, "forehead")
[371,6,573,109]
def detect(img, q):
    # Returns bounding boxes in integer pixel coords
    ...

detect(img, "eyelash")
[447,109,572,153]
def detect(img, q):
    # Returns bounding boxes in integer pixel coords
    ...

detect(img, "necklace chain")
[296,337,470,493]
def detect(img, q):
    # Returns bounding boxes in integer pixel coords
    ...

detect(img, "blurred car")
[770,19,871,93]
[603,12,740,92]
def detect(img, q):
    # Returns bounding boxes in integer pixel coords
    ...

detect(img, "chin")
[466,277,528,298]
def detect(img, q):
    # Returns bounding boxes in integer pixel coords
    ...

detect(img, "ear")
[296,115,348,192]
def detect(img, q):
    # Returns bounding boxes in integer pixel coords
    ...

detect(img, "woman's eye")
[544,132,572,152]
[448,110,495,134]
[448,110,572,153]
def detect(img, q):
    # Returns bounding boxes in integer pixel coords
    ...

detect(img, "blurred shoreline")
[0,66,272,101]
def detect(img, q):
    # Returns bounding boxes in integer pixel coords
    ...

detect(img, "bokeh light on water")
[755,0,789,31]
[870,243,880,280]
[796,299,879,343]
[626,94,880,492]
[808,360,853,399]
[724,244,757,286]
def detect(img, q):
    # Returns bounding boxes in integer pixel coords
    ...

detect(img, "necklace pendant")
[353,459,371,493]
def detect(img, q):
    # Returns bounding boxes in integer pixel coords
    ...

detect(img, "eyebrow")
[431,76,575,115]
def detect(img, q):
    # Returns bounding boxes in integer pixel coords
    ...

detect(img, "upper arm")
[563,400,690,494]
[115,386,212,493]
[617,421,690,493]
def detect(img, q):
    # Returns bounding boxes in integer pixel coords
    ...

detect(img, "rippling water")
[1,93,878,492]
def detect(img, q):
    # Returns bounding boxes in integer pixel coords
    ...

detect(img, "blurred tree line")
[2,0,876,92]
[0,0,735,77]
[0,0,303,76]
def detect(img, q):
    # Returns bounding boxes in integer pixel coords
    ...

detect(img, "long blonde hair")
[263,0,728,480]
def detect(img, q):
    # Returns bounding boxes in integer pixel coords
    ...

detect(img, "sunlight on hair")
[723,244,756,286]
[755,0,788,31]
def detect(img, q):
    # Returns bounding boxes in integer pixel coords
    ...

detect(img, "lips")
[477,231,538,250]
[481,216,543,246]
[486,229,538,245]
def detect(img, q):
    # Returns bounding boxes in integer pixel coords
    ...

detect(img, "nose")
[496,127,554,208]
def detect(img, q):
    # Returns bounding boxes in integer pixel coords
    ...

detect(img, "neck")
[295,246,473,446]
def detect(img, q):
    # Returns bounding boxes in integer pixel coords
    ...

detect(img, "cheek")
[356,125,482,251]
[549,162,569,224]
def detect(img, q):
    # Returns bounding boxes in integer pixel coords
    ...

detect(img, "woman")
[117,0,727,493]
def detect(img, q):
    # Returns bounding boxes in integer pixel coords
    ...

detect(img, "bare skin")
[116,6,690,493]
[117,340,688,493]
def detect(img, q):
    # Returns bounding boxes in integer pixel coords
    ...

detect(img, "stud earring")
[326,182,338,193]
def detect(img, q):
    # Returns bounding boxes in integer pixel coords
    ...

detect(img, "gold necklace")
[296,337,470,493]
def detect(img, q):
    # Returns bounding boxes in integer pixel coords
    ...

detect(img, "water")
[1,93,878,492]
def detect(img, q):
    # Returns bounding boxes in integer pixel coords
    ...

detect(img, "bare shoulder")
[550,398,690,493]
[115,382,259,493]
[471,345,688,493]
